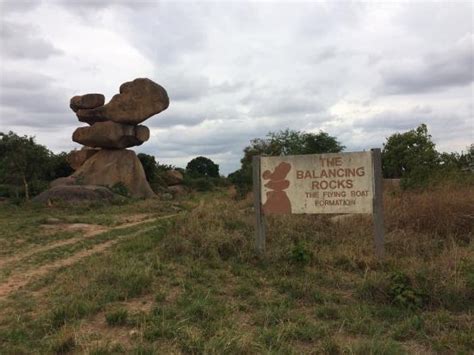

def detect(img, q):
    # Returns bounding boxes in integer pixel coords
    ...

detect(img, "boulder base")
[68,148,100,170]
[50,176,76,188]
[165,169,184,186]
[168,185,187,196]
[33,185,119,204]
[72,149,155,198]
[72,121,150,149]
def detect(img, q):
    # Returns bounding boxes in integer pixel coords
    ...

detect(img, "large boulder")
[72,121,150,149]
[67,147,100,170]
[168,185,187,196]
[50,176,77,188]
[164,169,184,186]
[76,78,169,125]
[72,149,155,198]
[70,93,105,112]
[33,185,119,204]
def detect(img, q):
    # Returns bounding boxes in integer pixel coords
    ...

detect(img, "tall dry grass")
[385,184,473,239]
[159,184,473,311]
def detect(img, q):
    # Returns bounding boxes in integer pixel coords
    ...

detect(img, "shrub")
[289,242,312,265]
[105,309,128,326]
[388,272,427,310]
[110,182,129,197]
[183,176,215,192]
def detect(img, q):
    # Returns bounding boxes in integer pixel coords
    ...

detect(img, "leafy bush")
[388,272,427,310]
[110,182,129,197]
[186,156,219,178]
[183,176,215,192]
[289,242,312,265]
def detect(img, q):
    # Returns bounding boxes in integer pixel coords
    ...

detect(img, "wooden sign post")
[253,149,385,258]
[253,156,266,254]
[371,148,385,259]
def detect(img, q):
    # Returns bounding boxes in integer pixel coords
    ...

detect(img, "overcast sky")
[0,0,472,174]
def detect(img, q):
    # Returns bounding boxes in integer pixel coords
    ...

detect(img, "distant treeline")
[1,124,473,201]
[227,124,473,196]
[0,131,227,201]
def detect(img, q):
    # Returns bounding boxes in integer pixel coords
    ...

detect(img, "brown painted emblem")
[262,162,292,214]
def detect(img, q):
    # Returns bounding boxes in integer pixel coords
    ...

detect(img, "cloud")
[0,70,70,128]
[0,1,40,14]
[0,1,472,175]
[0,21,63,60]
[379,35,474,94]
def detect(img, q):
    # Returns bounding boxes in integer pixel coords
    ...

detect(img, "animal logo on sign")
[262,162,292,214]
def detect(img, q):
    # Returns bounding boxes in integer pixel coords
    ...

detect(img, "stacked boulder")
[164,169,186,196]
[37,78,169,201]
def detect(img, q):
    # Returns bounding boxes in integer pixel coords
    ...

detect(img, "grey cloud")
[243,89,323,117]
[379,35,474,94]
[0,21,62,60]
[314,47,339,62]
[0,70,54,90]
[147,110,206,129]
[1,2,471,172]
[116,3,207,65]
[298,2,365,36]
[0,89,68,115]
[0,70,71,128]
[0,1,40,14]
[162,74,211,102]
[350,108,470,151]
[55,0,156,16]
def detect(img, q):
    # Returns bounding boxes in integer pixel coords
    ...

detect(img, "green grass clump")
[105,309,129,326]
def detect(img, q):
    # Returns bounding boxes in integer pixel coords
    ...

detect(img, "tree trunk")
[23,175,29,200]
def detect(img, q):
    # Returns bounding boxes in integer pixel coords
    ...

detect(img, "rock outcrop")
[67,147,100,170]
[164,169,184,186]
[36,78,169,203]
[70,93,105,112]
[76,78,169,125]
[72,121,149,149]
[72,149,155,198]
[34,185,121,204]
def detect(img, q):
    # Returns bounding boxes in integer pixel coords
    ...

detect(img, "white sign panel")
[260,151,374,214]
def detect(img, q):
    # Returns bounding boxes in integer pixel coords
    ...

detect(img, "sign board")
[253,149,384,258]
[260,151,374,215]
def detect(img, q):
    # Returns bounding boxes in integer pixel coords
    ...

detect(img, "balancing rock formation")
[40,78,169,201]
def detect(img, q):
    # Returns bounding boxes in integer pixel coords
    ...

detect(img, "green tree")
[186,156,219,178]
[382,124,439,180]
[230,129,344,197]
[240,129,344,168]
[137,153,160,183]
[48,152,73,180]
[0,131,52,199]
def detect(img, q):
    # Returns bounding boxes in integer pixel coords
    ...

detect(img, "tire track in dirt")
[0,217,160,269]
[0,214,178,300]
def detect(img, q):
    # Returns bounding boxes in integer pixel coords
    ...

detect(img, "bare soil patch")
[0,214,178,300]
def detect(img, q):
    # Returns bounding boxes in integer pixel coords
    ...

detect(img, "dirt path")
[0,217,158,269]
[0,214,178,300]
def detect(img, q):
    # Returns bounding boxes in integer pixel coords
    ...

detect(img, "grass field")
[0,185,472,354]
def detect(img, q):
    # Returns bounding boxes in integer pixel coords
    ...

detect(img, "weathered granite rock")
[67,148,100,170]
[168,185,187,196]
[33,185,119,204]
[72,149,155,198]
[70,94,105,112]
[72,121,150,149]
[164,169,184,186]
[76,78,169,125]
[50,176,77,188]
